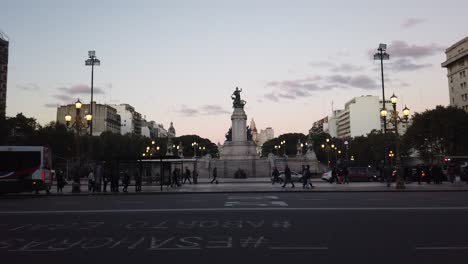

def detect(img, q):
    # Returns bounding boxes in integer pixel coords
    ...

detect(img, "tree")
[261,133,308,157]
[173,135,219,158]
[403,105,468,163]
[347,130,394,167]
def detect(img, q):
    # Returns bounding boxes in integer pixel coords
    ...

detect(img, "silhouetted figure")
[183,167,192,184]
[56,170,64,193]
[282,165,294,188]
[304,165,314,189]
[416,165,422,185]
[272,167,280,185]
[342,166,349,184]
[135,172,142,192]
[210,167,219,184]
[331,167,338,184]
[123,171,130,193]
[172,168,180,187]
[193,169,199,184]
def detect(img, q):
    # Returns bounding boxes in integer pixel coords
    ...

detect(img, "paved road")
[1,192,468,263]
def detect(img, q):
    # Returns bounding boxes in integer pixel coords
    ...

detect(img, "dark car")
[347,167,379,182]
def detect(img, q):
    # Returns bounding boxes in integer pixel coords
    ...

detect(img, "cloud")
[327,74,378,90]
[401,18,426,29]
[16,83,40,91]
[44,103,59,108]
[176,105,199,117]
[309,61,334,68]
[264,92,279,102]
[387,58,432,72]
[175,104,230,117]
[53,94,74,102]
[330,64,364,72]
[199,104,230,115]
[58,84,104,95]
[388,40,445,59]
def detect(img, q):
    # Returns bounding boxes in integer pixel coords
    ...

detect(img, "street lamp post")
[344,141,349,165]
[321,138,335,168]
[374,43,390,187]
[64,99,92,193]
[191,142,198,157]
[387,93,410,189]
[85,50,101,136]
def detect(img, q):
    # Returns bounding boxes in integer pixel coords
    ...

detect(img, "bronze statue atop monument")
[231,87,246,109]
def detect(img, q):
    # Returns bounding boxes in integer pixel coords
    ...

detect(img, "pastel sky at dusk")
[1,0,467,143]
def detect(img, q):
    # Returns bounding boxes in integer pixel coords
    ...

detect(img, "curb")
[3,188,468,198]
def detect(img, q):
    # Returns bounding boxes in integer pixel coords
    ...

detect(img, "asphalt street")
[1,192,468,264]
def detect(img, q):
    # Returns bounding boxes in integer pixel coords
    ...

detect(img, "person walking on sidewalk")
[272,167,280,185]
[56,170,64,194]
[342,166,349,184]
[172,168,181,187]
[193,168,199,184]
[122,171,130,193]
[183,167,192,184]
[331,167,338,184]
[88,168,95,193]
[135,171,142,192]
[304,165,314,189]
[210,167,219,184]
[282,165,294,188]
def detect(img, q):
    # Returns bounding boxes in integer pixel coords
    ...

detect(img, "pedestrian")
[331,167,338,184]
[282,165,294,188]
[172,168,180,187]
[448,163,456,183]
[183,167,192,184]
[416,165,422,185]
[123,170,130,193]
[210,167,219,184]
[301,165,307,188]
[103,169,110,192]
[193,168,199,184]
[88,168,95,193]
[56,170,64,193]
[305,165,314,189]
[271,167,280,185]
[342,166,349,184]
[135,171,142,192]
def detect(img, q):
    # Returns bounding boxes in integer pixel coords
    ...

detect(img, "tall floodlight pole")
[374,44,390,186]
[85,51,101,136]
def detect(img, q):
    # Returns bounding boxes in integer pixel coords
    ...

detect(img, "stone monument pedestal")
[221,141,257,160]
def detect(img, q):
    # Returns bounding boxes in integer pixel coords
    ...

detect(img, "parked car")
[321,171,332,182]
[271,171,303,183]
[348,167,379,182]
[321,167,378,182]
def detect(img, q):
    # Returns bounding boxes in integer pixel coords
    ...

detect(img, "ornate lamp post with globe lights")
[64,99,92,193]
[380,93,410,189]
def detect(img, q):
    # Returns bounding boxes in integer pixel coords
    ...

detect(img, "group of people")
[271,165,314,189]
[170,167,199,187]
[329,166,350,184]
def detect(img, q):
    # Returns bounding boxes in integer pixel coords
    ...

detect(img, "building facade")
[111,104,142,135]
[309,116,328,136]
[328,96,408,139]
[0,33,8,118]
[57,103,121,135]
[442,36,468,111]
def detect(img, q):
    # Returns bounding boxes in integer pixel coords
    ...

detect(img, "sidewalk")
[7,178,468,196]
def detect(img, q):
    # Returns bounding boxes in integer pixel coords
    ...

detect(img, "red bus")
[0,146,53,194]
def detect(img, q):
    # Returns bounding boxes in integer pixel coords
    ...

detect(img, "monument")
[220,87,258,159]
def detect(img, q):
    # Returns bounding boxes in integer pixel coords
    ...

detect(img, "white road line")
[117,201,144,204]
[416,247,468,250]
[2,206,468,215]
[270,247,328,250]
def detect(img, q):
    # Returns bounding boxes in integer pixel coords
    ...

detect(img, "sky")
[1,0,467,143]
